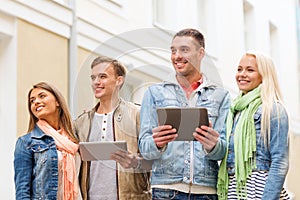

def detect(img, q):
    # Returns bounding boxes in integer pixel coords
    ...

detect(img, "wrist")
[157,144,167,152]
[134,158,142,170]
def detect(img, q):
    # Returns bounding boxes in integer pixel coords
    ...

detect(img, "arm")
[138,88,176,160]
[14,137,33,200]
[262,104,289,199]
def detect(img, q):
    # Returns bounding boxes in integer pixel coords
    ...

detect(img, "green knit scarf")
[217,86,262,200]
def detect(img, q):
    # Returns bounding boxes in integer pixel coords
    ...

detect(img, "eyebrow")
[30,91,46,99]
[91,72,107,76]
[238,65,256,68]
[170,45,190,49]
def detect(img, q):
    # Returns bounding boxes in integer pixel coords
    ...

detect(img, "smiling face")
[29,88,59,123]
[91,62,122,101]
[170,36,204,77]
[236,54,262,94]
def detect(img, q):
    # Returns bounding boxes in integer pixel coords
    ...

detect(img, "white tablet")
[156,107,209,141]
[79,141,128,161]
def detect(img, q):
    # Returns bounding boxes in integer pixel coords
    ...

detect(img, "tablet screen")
[156,107,209,141]
[79,141,127,161]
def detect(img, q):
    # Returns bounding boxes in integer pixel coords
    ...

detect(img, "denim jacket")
[138,75,231,188]
[14,126,59,200]
[226,103,289,199]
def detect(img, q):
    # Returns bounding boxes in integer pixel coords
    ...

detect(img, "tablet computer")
[156,107,209,141]
[79,141,127,161]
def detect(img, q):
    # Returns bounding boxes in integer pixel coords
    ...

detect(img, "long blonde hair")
[246,51,283,146]
[27,82,78,143]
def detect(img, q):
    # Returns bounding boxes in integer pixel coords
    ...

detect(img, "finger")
[152,125,173,133]
[209,121,213,128]
[197,126,219,139]
[153,132,177,141]
[110,153,122,162]
[112,150,128,159]
[194,131,217,145]
[154,133,177,146]
[111,154,130,167]
[153,128,177,138]
[193,133,214,150]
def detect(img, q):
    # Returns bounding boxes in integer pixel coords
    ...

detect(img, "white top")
[88,112,117,200]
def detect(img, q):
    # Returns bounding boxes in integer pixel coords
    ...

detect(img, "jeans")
[152,188,218,200]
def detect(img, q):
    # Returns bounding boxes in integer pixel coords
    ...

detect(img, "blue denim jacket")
[138,75,231,187]
[14,125,58,200]
[226,103,289,199]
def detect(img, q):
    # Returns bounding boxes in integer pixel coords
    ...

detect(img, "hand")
[193,122,219,152]
[110,151,139,169]
[152,125,177,148]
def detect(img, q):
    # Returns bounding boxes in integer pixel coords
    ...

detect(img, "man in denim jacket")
[138,28,231,199]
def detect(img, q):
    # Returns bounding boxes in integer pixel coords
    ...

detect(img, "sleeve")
[206,90,231,160]
[262,104,289,199]
[138,88,163,160]
[14,137,33,200]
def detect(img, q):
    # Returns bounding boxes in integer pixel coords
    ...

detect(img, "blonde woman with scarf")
[217,51,290,199]
[14,82,82,200]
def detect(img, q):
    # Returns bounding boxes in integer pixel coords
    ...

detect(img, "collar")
[31,125,48,139]
[163,72,209,90]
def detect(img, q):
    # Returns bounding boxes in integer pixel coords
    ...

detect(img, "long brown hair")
[27,82,78,143]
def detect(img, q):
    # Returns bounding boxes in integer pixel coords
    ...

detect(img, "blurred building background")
[0,0,299,199]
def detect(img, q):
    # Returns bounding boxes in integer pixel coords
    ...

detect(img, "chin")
[94,95,103,99]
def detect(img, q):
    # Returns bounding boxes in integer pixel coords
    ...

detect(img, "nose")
[94,77,102,84]
[34,98,41,104]
[92,75,101,83]
[173,51,183,60]
[30,98,41,105]
[238,69,247,77]
[241,71,247,77]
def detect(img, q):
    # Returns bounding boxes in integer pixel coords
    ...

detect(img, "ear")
[116,76,125,87]
[55,101,60,107]
[199,47,205,58]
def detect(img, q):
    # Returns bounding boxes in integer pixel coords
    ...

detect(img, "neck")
[176,72,202,88]
[97,97,120,114]
[43,118,60,130]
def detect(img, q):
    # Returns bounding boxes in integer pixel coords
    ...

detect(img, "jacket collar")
[31,125,47,139]
[162,72,216,91]
[90,98,124,121]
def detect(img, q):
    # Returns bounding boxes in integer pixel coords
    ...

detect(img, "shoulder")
[15,129,40,149]
[209,85,229,93]
[145,82,177,98]
[16,132,32,144]
[271,102,288,118]
[75,106,96,122]
[147,82,170,91]
[204,85,231,100]
[119,99,140,111]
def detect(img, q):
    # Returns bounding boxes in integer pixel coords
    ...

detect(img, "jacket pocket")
[31,143,50,166]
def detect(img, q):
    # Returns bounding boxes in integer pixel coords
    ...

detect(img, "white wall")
[0,12,17,200]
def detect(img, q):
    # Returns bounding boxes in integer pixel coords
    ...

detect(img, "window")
[243,0,255,51]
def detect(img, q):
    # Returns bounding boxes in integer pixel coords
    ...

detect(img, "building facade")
[0,0,299,199]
